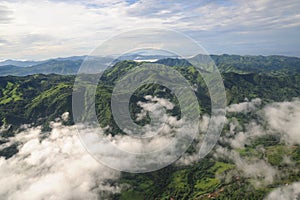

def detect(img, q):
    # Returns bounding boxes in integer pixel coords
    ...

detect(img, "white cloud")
[0,5,12,24]
[214,146,279,186]
[0,0,300,59]
[207,98,300,190]
[222,121,265,149]
[1,97,300,198]
[0,121,121,200]
[61,112,69,121]
[0,97,201,199]
[263,99,300,145]
[222,98,300,148]
[264,182,300,200]
[0,0,164,60]
[78,96,199,172]
[226,98,261,113]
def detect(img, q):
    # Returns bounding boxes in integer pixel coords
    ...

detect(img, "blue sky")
[0,0,299,60]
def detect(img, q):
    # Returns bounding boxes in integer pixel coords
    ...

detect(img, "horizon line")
[1,53,300,62]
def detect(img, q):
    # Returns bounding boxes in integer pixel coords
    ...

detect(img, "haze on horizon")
[0,0,300,60]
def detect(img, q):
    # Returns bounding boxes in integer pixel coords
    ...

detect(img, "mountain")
[1,59,299,131]
[0,59,45,67]
[156,58,192,67]
[1,54,299,76]
[157,54,300,75]
[210,54,300,74]
[0,60,82,76]
[0,59,299,199]
[53,55,87,61]
[0,55,120,76]
[117,53,176,62]
[0,56,87,67]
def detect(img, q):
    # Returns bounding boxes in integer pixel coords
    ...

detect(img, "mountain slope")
[0,60,299,133]
[0,59,44,67]
[0,60,299,200]
[0,60,82,76]
[1,54,300,76]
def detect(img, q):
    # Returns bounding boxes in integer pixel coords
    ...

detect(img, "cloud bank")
[263,99,300,145]
[226,98,261,113]
[265,182,300,200]
[0,96,201,197]
[0,98,299,198]
[210,98,300,189]
[0,117,121,200]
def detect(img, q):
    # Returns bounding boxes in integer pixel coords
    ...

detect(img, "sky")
[0,0,300,60]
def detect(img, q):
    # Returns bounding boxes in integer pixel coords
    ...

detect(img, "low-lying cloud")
[263,99,300,145]
[0,117,121,200]
[78,95,200,172]
[0,97,299,198]
[223,98,300,149]
[212,98,300,190]
[214,146,279,186]
[264,182,300,200]
[0,95,202,198]
[226,98,261,113]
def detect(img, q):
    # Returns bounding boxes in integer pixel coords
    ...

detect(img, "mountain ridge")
[1,54,300,76]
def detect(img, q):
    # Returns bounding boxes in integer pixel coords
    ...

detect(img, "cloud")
[0,0,166,60]
[20,34,54,45]
[0,96,200,200]
[0,116,121,200]
[222,120,266,149]
[0,5,12,24]
[226,98,261,113]
[214,146,279,186]
[263,99,300,145]
[167,97,300,167]
[222,98,300,149]
[175,114,210,166]
[1,0,300,59]
[0,38,9,46]
[125,0,300,31]
[264,182,300,200]
[1,97,299,198]
[210,98,300,187]
[78,95,199,172]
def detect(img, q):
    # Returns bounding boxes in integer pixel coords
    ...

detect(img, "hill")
[1,54,300,76]
[0,59,299,199]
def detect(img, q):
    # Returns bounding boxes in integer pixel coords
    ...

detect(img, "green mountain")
[210,54,300,74]
[0,59,44,67]
[0,59,299,199]
[0,60,82,76]
[158,54,300,75]
[1,54,299,76]
[1,60,299,132]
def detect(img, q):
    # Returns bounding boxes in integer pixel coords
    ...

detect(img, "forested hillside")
[0,60,299,199]
[1,54,300,76]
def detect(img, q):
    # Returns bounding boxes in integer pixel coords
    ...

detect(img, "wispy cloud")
[0,5,12,24]
[0,0,300,59]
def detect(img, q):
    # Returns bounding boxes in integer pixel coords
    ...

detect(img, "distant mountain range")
[0,60,44,68]
[0,56,87,68]
[0,54,299,76]
[0,56,300,199]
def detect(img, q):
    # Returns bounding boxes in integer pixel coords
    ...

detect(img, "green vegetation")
[0,56,300,199]
[0,82,23,104]
[265,145,295,166]
[0,74,74,133]
[1,54,300,76]
[0,60,82,76]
